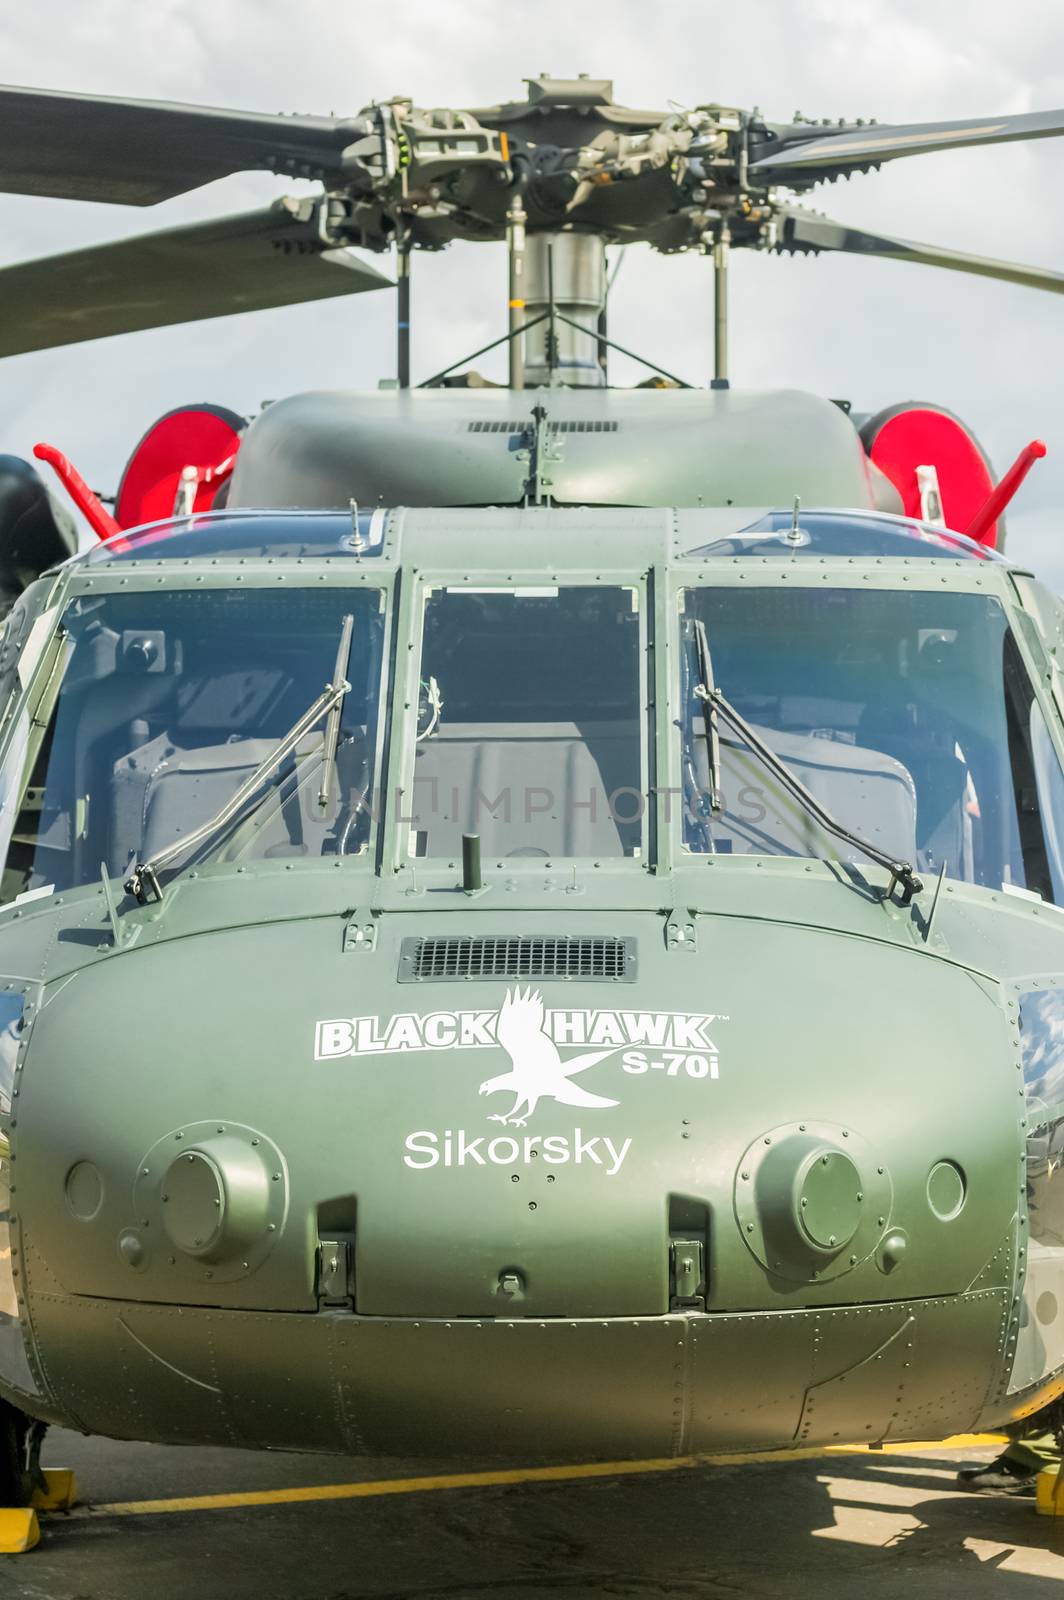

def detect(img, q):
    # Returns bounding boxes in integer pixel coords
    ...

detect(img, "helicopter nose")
[2,901,1034,1461]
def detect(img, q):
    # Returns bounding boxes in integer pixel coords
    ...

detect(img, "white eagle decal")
[478,986,620,1126]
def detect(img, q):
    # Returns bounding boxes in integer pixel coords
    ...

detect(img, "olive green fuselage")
[1,506,1060,1460]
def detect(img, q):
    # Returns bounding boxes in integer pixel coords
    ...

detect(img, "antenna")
[785,496,805,548]
[349,499,365,554]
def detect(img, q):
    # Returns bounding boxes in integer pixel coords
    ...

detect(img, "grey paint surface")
[228,388,894,511]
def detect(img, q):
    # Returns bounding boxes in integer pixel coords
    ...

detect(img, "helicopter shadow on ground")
[11,1439,1064,1600]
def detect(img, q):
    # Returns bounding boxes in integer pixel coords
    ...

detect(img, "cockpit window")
[406,585,644,861]
[678,585,1064,897]
[80,510,387,564]
[685,510,1010,562]
[0,586,386,905]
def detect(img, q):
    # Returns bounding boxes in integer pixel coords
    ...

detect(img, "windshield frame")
[0,564,396,907]
[664,559,1064,894]
[0,542,1060,916]
[382,568,653,879]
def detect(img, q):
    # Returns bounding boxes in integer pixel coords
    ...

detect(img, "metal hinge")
[670,1237,706,1310]
[317,1239,354,1307]
[343,909,378,953]
[665,908,698,952]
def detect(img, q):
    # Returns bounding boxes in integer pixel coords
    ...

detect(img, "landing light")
[735,1120,891,1284]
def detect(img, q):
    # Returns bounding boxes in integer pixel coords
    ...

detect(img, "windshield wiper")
[690,618,923,905]
[126,614,355,906]
[316,614,355,812]
[692,619,723,814]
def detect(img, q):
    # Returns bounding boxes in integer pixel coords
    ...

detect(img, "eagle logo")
[478,986,620,1127]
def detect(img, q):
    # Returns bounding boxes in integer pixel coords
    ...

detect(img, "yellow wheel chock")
[0,1508,39,1553]
[0,1469,78,1552]
[32,1468,77,1513]
[1036,1465,1064,1516]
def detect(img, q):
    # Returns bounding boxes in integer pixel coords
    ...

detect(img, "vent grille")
[399,934,636,983]
[467,420,619,435]
[552,420,619,434]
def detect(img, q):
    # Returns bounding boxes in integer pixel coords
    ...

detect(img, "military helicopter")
[0,73,1063,1542]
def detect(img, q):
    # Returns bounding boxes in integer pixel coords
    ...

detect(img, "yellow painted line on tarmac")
[78,1434,1007,1521]
[835,1432,1007,1456]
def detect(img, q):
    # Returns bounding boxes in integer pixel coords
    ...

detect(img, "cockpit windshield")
[679,586,1064,899]
[0,586,386,905]
[406,585,644,862]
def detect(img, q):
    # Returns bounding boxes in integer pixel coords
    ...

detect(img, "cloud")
[0,0,1061,574]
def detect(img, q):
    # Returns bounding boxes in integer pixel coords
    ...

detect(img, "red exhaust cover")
[861,403,999,546]
[115,404,245,531]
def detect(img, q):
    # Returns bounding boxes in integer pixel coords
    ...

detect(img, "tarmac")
[2,1431,1064,1597]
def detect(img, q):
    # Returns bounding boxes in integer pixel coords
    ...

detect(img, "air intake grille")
[399,935,636,983]
[551,420,619,434]
[467,420,619,435]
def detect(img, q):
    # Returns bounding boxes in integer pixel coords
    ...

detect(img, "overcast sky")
[1,1,1062,582]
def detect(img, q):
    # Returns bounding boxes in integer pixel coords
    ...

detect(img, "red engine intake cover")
[115,404,246,531]
[861,403,999,547]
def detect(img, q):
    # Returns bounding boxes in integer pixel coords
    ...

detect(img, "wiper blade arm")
[705,686,924,905]
[126,614,355,905]
[692,619,723,813]
[317,613,355,812]
[689,613,922,904]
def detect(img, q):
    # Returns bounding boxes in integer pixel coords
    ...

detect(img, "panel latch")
[670,1237,706,1310]
[317,1239,354,1308]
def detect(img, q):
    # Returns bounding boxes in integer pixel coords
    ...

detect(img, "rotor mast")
[712,227,730,388]
[521,234,607,388]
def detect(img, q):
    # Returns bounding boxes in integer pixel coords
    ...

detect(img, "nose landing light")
[735,1121,892,1283]
[134,1123,288,1281]
[795,1149,863,1252]
[161,1139,270,1261]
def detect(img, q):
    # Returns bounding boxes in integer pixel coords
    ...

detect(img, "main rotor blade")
[752,107,1064,180]
[0,199,393,358]
[0,84,370,205]
[776,208,1064,295]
